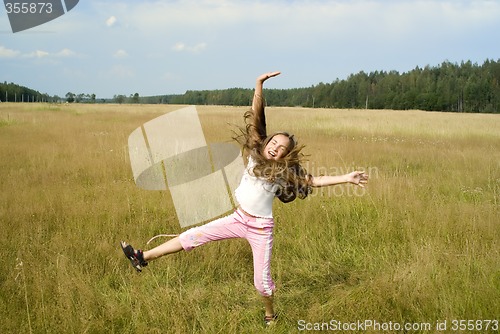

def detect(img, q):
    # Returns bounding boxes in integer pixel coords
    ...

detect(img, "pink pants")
[178,209,275,296]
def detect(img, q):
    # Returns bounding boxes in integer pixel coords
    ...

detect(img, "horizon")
[4,58,498,102]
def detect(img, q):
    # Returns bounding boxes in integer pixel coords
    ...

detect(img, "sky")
[1,0,500,99]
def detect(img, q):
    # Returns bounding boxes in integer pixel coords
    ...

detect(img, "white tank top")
[234,157,278,218]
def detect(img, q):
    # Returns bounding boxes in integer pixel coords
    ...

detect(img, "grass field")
[0,102,499,333]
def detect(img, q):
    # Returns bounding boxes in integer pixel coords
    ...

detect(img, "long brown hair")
[233,110,312,203]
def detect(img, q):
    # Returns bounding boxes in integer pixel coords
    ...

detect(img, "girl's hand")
[346,171,368,187]
[257,71,281,83]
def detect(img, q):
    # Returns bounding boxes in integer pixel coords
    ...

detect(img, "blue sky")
[1,0,499,99]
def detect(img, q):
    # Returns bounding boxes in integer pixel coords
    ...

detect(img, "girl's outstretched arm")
[309,171,368,188]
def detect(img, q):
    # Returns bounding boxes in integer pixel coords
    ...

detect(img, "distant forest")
[2,59,500,113]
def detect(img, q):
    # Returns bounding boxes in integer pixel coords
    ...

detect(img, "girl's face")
[263,134,290,160]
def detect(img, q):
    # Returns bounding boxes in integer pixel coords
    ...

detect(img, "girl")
[121,71,368,325]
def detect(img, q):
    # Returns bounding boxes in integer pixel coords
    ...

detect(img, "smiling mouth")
[268,150,277,158]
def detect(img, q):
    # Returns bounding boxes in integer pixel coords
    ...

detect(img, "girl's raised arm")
[245,71,281,149]
[252,71,281,112]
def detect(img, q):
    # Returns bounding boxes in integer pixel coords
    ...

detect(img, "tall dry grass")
[0,103,499,333]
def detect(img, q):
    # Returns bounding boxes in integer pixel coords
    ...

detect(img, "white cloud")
[172,42,207,53]
[24,50,50,58]
[106,16,117,27]
[56,48,76,57]
[0,46,20,58]
[113,49,128,58]
[172,42,185,52]
[22,48,77,58]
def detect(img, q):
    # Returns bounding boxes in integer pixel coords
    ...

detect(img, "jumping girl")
[121,71,368,325]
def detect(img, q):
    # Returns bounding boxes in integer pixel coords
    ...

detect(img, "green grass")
[0,103,499,333]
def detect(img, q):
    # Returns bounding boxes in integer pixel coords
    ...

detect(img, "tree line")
[0,81,53,103]
[2,59,500,113]
[159,59,500,113]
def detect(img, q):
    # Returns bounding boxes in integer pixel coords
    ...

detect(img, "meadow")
[0,102,498,333]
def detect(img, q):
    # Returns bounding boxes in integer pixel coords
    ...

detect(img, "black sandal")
[264,314,278,326]
[120,241,148,272]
